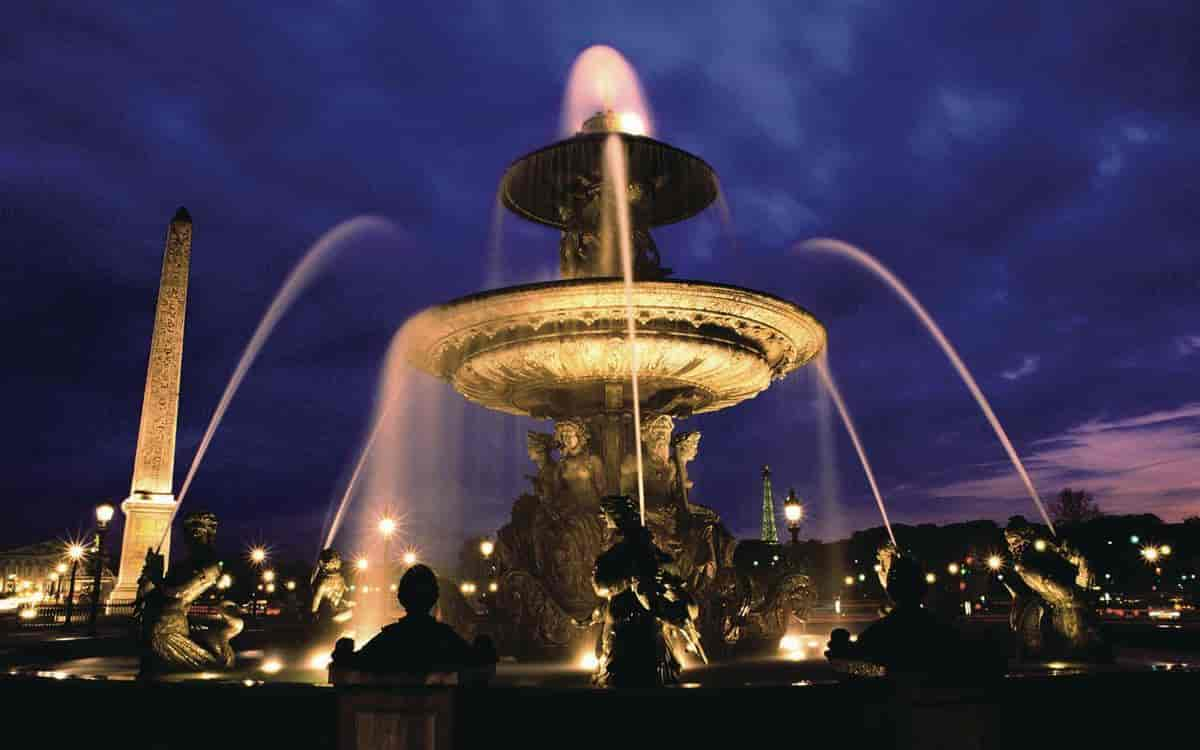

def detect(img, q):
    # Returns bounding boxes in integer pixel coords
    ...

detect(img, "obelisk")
[110,207,192,602]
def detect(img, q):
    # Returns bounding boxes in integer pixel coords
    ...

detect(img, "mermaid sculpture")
[1004,522,1108,661]
[136,512,243,674]
[591,494,704,687]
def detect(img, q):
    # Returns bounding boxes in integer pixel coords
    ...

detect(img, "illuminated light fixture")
[248,547,267,565]
[618,111,646,136]
[987,555,1003,571]
[67,544,86,562]
[479,540,495,558]
[402,551,417,566]
[1034,539,1047,552]
[1141,547,1159,563]
[356,558,369,571]
[377,518,397,538]
[925,573,937,584]
[947,563,960,575]
[843,576,855,586]
[1129,535,1140,544]
[260,659,283,675]
[286,581,296,591]
[579,653,599,671]
[1159,545,1172,556]
[95,504,115,526]
[488,582,498,593]
[262,570,276,583]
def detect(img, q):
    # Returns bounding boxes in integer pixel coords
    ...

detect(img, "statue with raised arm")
[138,512,243,674]
[1004,522,1108,661]
[591,494,704,687]
[311,548,354,624]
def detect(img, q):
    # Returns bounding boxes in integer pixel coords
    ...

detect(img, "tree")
[1049,488,1102,525]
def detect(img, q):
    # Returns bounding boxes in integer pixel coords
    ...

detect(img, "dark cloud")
[3,1,1198,555]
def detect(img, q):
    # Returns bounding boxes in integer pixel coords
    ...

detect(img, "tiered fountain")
[403,107,828,657]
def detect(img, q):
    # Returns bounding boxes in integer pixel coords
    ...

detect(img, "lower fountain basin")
[404,278,826,418]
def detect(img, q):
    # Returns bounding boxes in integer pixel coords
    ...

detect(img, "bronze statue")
[554,418,605,509]
[591,495,703,687]
[1004,523,1108,660]
[137,512,243,674]
[311,548,354,624]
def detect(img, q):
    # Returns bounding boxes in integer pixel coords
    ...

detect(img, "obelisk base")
[109,493,176,603]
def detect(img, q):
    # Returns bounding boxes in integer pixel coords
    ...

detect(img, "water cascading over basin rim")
[403,277,827,419]
[500,132,720,230]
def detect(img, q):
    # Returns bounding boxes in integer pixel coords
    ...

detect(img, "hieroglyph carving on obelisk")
[110,208,191,602]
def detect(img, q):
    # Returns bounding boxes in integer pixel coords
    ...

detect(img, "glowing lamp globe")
[95,504,115,526]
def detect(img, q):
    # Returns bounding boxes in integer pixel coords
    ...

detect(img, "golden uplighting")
[579,652,600,671]
[260,658,283,675]
[308,651,332,670]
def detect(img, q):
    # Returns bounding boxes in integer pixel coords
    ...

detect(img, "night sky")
[4,2,1198,561]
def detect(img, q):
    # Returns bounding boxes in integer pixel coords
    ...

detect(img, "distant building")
[0,539,114,601]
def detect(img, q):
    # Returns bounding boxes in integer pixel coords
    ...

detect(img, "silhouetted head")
[397,564,439,614]
[885,555,927,607]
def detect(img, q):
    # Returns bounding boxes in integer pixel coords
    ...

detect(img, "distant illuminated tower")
[110,208,192,602]
[760,465,779,543]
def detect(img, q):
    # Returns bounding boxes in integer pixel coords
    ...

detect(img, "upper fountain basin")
[500,132,719,229]
[404,278,826,419]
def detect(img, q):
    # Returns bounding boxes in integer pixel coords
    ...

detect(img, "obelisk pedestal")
[110,208,191,603]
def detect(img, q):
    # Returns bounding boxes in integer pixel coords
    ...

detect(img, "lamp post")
[63,544,85,626]
[87,503,115,636]
[783,489,804,545]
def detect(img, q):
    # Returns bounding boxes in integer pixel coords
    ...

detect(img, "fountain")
[401,95,826,656]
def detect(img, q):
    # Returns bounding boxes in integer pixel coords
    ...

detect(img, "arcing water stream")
[802,238,1057,535]
[160,216,401,548]
[815,355,897,547]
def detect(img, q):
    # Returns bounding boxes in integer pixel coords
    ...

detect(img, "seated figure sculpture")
[825,554,958,677]
[136,511,244,674]
[330,565,496,685]
[591,494,704,688]
[310,548,354,625]
[1004,522,1108,661]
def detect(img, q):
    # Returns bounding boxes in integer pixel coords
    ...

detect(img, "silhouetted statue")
[826,555,958,677]
[591,495,704,687]
[137,512,243,674]
[330,565,496,685]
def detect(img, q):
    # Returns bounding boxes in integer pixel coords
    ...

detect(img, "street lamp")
[356,558,369,572]
[783,489,804,545]
[87,503,115,636]
[64,543,86,626]
[402,551,417,567]
[248,547,268,566]
[479,539,494,558]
